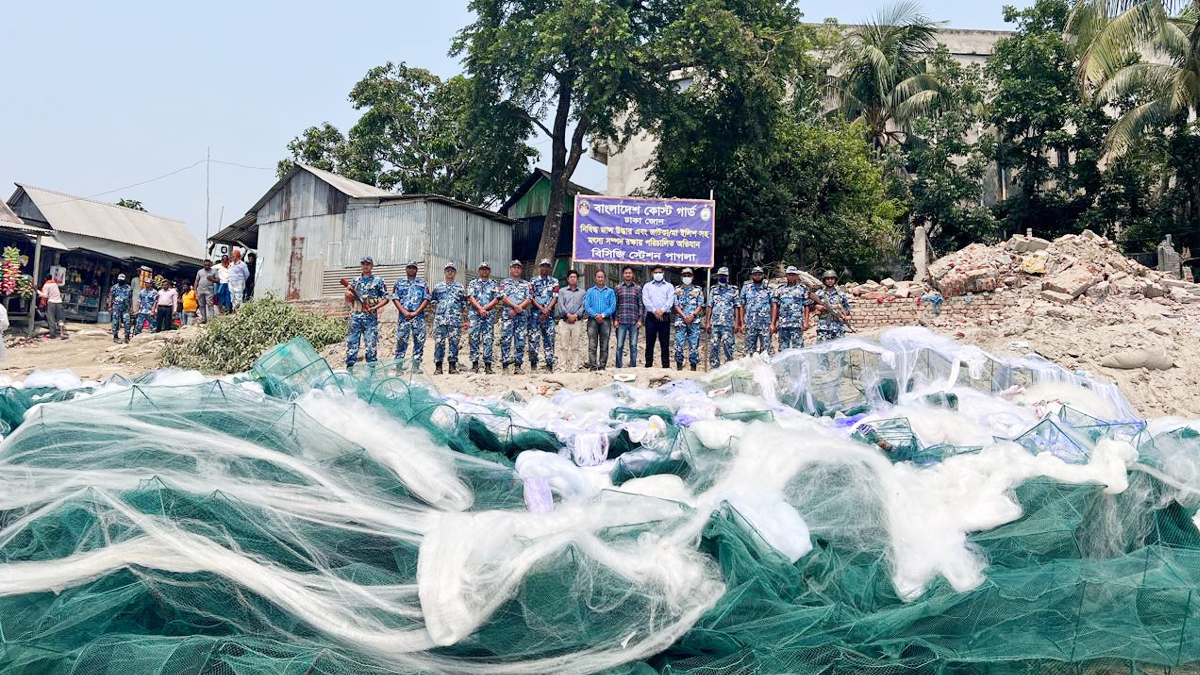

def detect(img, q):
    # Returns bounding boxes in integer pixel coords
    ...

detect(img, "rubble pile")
[850,230,1200,310]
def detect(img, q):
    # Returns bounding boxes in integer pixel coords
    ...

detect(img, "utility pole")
[205,146,211,256]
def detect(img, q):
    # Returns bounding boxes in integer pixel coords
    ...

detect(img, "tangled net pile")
[2,328,1199,675]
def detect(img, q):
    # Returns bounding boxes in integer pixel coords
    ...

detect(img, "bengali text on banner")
[572,195,715,267]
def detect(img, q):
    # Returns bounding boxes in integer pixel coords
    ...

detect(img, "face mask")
[681,276,693,284]
[653,273,665,282]
[718,276,728,284]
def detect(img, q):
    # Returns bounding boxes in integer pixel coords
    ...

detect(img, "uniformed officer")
[528,258,559,372]
[430,262,466,374]
[344,256,390,368]
[813,269,852,343]
[672,268,705,371]
[392,261,430,370]
[499,260,533,373]
[133,279,158,335]
[467,262,501,374]
[772,265,816,351]
[737,266,773,355]
[108,273,133,343]
[705,266,737,368]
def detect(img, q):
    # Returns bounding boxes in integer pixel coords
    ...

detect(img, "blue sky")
[1,1,1029,245]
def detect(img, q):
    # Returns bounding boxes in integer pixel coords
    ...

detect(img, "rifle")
[815,289,856,332]
[340,278,374,313]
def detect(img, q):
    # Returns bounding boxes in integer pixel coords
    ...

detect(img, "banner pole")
[706,189,714,373]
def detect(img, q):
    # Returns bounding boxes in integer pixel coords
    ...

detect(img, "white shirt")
[216,265,231,283]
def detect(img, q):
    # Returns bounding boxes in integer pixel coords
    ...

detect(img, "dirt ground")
[4,307,1199,419]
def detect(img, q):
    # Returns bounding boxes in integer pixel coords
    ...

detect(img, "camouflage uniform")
[707,283,738,368]
[133,288,157,335]
[813,286,851,343]
[431,280,466,367]
[774,283,815,351]
[109,283,132,340]
[672,284,705,367]
[498,277,532,367]
[527,275,560,369]
[738,281,773,355]
[392,276,430,362]
[467,278,500,366]
[345,275,388,367]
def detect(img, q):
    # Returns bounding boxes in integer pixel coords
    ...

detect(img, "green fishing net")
[1,332,1199,674]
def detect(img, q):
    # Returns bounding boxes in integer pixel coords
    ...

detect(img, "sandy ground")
[4,308,1199,419]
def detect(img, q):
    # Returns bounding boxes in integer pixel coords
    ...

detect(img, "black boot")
[448,362,458,374]
[691,364,698,371]
[676,363,684,371]
[472,361,480,373]
[545,363,553,373]
[514,364,524,375]
[434,363,443,375]
[485,362,494,374]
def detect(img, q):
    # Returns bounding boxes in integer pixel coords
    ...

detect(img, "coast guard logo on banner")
[578,200,591,217]
[700,206,712,222]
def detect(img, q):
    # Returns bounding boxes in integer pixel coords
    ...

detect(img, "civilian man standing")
[557,270,586,372]
[641,265,673,368]
[194,260,218,324]
[584,269,616,370]
[228,250,251,312]
[614,266,643,368]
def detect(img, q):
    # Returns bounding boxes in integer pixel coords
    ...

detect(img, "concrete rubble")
[847,230,1200,313]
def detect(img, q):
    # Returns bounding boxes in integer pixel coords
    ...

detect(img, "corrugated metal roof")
[499,168,598,216]
[245,164,394,218]
[377,194,515,224]
[15,184,203,262]
[0,199,23,226]
[210,213,258,248]
[300,164,393,199]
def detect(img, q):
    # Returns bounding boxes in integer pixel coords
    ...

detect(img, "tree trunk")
[538,77,574,268]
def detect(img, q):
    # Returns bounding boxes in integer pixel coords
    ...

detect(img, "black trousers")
[155,306,174,333]
[644,313,671,367]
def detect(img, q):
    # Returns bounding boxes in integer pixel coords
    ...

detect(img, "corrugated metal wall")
[256,196,512,301]
[428,201,511,281]
[257,214,343,301]
[257,170,348,223]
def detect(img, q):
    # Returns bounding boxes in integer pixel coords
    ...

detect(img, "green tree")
[276,123,353,179]
[280,64,535,208]
[1071,0,1200,156]
[987,0,1110,237]
[453,0,809,264]
[116,198,146,211]
[653,98,902,278]
[900,47,998,252]
[834,1,942,153]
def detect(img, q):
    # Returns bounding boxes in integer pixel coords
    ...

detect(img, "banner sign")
[572,195,715,267]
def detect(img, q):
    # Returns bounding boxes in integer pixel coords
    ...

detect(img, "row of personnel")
[343,257,852,373]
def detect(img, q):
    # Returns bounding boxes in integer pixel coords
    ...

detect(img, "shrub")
[160,296,344,374]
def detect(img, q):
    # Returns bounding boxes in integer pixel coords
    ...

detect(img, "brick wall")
[849,292,1019,328]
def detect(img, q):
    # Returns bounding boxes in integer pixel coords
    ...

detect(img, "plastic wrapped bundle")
[1,328,1200,674]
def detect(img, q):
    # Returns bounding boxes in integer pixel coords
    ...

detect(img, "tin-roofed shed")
[213,164,514,301]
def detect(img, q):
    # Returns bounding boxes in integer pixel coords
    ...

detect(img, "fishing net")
[2,327,1200,674]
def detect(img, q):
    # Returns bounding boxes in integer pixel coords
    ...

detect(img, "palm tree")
[1069,0,1200,156]
[834,1,943,152]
